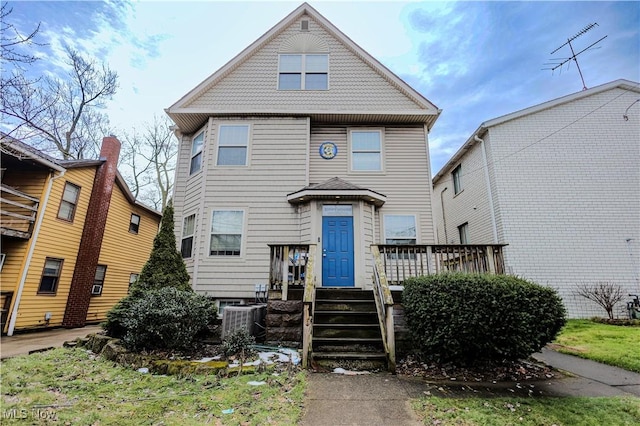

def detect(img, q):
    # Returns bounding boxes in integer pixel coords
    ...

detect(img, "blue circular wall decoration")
[319,141,338,159]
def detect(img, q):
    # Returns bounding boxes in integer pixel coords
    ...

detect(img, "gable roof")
[432,79,640,184]
[1,133,66,173]
[287,176,387,207]
[166,2,441,133]
[1,134,160,217]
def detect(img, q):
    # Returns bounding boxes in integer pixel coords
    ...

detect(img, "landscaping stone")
[269,300,302,313]
[85,334,114,354]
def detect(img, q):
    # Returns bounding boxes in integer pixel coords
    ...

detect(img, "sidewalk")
[2,328,639,426]
[301,349,640,426]
[0,325,103,359]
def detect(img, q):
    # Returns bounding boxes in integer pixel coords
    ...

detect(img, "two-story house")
[1,134,161,335]
[167,3,508,370]
[167,3,442,299]
[433,79,640,318]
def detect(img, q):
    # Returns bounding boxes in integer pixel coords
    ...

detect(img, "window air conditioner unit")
[221,304,266,339]
[91,284,103,295]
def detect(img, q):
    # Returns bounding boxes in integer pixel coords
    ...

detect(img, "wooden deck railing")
[371,245,396,373]
[268,244,311,300]
[373,244,507,284]
[0,184,39,239]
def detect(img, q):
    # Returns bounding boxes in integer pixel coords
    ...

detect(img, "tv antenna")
[543,23,607,90]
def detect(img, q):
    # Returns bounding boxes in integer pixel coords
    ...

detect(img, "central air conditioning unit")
[221,304,267,339]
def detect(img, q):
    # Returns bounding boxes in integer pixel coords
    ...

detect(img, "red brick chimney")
[62,136,121,328]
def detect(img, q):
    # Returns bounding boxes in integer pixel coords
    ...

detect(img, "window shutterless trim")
[37,257,64,294]
[278,53,329,90]
[56,182,81,222]
[190,130,205,175]
[129,213,140,234]
[215,124,251,167]
[348,128,385,173]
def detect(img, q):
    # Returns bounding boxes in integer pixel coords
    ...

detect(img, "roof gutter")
[7,168,66,335]
[474,132,498,243]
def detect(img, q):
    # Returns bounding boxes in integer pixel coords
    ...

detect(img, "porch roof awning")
[286,177,387,207]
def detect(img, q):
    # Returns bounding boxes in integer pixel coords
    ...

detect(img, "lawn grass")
[1,347,305,425]
[553,319,640,373]
[413,396,640,426]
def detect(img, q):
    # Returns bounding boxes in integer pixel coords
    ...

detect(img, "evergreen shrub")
[119,287,217,351]
[402,273,566,366]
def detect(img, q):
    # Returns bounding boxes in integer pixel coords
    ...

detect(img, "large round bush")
[117,287,217,351]
[403,273,566,366]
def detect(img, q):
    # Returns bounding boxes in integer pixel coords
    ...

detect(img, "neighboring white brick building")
[433,80,640,318]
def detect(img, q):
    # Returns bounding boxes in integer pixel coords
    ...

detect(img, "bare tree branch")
[576,282,625,319]
[1,44,118,159]
[119,116,177,209]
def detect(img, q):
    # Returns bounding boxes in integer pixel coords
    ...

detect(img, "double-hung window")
[458,222,469,244]
[92,265,107,296]
[217,125,249,166]
[129,214,140,234]
[452,164,462,194]
[384,215,417,245]
[181,214,196,258]
[350,130,382,171]
[38,258,63,294]
[210,210,243,256]
[278,54,328,90]
[57,182,80,221]
[190,131,204,175]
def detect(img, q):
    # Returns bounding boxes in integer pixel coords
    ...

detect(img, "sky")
[6,0,640,175]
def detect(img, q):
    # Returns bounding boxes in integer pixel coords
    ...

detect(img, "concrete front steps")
[311,288,387,371]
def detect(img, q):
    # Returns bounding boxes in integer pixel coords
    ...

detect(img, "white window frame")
[129,213,140,234]
[217,299,244,318]
[181,213,196,258]
[57,182,81,222]
[452,164,462,195]
[278,53,329,90]
[190,130,205,175]
[92,265,107,296]
[209,209,246,257]
[349,128,384,172]
[383,214,418,245]
[458,222,469,244]
[216,124,250,167]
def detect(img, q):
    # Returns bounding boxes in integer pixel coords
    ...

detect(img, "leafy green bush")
[102,294,138,339]
[115,287,217,351]
[403,273,566,366]
[222,328,256,358]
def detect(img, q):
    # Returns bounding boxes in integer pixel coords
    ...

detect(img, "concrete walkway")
[2,327,639,426]
[0,325,103,359]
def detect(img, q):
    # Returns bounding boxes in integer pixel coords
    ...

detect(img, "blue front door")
[322,216,354,287]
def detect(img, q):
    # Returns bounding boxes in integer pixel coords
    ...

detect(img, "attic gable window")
[278,54,328,90]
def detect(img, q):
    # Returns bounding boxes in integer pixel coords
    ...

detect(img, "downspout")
[7,169,66,336]
[439,187,448,243]
[474,134,498,243]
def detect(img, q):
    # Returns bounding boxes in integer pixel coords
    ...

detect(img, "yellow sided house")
[0,134,161,335]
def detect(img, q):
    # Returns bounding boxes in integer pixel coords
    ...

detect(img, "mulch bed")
[396,355,557,382]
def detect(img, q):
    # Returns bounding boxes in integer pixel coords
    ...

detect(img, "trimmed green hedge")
[403,273,566,366]
[108,287,217,351]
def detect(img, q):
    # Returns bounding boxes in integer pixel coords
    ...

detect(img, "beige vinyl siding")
[186,16,424,113]
[362,202,375,287]
[88,185,159,322]
[187,117,309,298]
[310,124,435,244]
[299,203,312,244]
[12,168,96,330]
